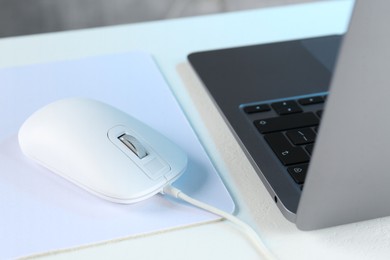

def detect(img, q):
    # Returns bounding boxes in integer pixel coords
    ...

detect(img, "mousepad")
[0,52,234,259]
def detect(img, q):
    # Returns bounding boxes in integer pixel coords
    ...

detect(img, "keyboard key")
[254,112,319,134]
[305,144,314,155]
[317,110,323,118]
[264,132,310,165]
[286,128,316,145]
[287,164,309,184]
[271,100,302,115]
[243,104,271,114]
[298,96,324,105]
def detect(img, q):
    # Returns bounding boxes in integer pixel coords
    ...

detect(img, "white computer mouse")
[18,97,188,203]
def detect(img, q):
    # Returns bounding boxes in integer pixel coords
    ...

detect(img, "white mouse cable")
[162,185,276,260]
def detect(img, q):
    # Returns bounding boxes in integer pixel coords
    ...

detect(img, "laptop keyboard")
[243,94,326,188]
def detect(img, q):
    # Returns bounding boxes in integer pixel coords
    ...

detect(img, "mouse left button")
[118,134,147,159]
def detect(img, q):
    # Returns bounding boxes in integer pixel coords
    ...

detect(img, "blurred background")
[0,0,318,38]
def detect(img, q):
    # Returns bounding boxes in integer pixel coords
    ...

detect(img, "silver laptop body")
[189,0,390,230]
[297,0,390,230]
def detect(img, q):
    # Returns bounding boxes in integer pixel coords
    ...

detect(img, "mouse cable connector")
[162,185,276,260]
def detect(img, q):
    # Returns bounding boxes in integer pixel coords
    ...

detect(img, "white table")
[3,1,389,259]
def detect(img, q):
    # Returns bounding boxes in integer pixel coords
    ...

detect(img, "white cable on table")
[162,185,276,260]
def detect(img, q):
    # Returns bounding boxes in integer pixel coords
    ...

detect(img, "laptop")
[188,0,390,230]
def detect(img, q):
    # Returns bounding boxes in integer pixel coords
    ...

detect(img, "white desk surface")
[2,1,390,259]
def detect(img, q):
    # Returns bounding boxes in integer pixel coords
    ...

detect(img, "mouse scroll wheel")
[118,134,148,159]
